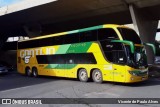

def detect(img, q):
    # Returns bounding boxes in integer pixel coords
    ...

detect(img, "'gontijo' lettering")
[20,48,55,58]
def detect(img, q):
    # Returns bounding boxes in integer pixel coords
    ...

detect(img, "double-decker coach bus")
[17,24,154,83]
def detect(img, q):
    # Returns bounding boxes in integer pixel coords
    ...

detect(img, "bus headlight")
[129,71,138,76]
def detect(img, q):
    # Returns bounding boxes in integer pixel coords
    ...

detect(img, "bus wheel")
[78,69,88,82]
[92,69,103,83]
[32,67,38,77]
[26,67,32,77]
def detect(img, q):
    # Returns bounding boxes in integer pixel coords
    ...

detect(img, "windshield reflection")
[125,46,148,68]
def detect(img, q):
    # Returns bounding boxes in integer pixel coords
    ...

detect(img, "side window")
[64,33,79,44]
[26,40,36,48]
[18,42,25,49]
[32,39,39,47]
[98,28,119,41]
[100,41,127,64]
[112,51,127,64]
[39,38,52,47]
[80,30,97,42]
[52,36,64,45]
[36,53,97,64]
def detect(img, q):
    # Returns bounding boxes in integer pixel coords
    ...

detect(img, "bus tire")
[92,69,103,83]
[25,67,32,77]
[78,69,88,82]
[32,67,38,77]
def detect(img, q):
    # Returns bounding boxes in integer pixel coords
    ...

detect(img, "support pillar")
[129,4,158,64]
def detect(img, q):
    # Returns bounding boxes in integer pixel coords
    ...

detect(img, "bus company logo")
[106,45,113,48]
[2,99,11,104]
[24,56,31,64]
[20,48,55,58]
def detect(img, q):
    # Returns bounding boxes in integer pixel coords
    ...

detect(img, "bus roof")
[19,24,127,42]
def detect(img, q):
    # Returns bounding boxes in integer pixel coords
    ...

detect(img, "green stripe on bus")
[56,44,71,54]
[67,25,103,34]
[45,64,77,69]
[79,25,103,32]
[67,42,92,53]
[45,64,57,69]
[55,64,77,69]
[68,30,79,34]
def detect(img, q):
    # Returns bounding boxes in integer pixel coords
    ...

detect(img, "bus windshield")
[100,40,147,68]
[118,28,142,44]
[125,45,148,68]
[117,28,148,68]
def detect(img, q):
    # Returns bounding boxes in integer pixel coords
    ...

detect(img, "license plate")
[142,77,146,80]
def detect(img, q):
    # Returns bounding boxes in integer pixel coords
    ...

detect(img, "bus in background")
[17,24,154,83]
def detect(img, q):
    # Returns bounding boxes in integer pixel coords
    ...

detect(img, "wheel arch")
[32,66,37,71]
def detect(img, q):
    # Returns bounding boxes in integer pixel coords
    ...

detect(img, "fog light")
[129,71,138,76]
[131,77,134,80]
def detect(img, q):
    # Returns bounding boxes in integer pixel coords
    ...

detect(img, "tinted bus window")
[36,53,97,64]
[98,28,119,41]
[19,40,38,49]
[100,41,123,52]
[39,37,52,47]
[80,30,97,42]
[52,36,65,45]
[64,33,80,44]
[118,28,142,44]
[100,41,127,64]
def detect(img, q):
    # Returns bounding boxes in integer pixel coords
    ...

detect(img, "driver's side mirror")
[135,53,141,62]
[143,43,156,55]
[111,40,135,53]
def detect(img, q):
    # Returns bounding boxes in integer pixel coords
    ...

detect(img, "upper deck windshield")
[117,27,147,68]
[118,28,142,44]
[100,27,147,68]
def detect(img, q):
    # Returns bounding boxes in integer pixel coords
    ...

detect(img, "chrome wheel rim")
[94,71,101,81]
[33,70,36,76]
[80,70,87,81]
[27,69,31,76]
